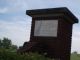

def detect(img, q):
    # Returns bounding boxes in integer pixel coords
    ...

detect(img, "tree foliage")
[0,37,17,52]
[0,39,2,48]
[2,37,12,49]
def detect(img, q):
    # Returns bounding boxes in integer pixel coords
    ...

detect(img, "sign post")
[19,7,79,60]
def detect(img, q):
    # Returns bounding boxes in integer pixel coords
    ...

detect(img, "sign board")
[18,7,78,60]
[34,20,58,37]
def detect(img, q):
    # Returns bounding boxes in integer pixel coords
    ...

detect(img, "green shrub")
[0,49,53,60]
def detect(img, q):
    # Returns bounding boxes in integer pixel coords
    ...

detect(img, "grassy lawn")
[71,53,80,60]
[0,49,80,60]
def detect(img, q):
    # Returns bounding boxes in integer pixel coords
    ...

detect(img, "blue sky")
[0,0,80,53]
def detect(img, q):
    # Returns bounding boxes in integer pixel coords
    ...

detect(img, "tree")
[72,51,78,54]
[0,37,18,52]
[12,45,17,49]
[0,39,2,48]
[2,37,12,49]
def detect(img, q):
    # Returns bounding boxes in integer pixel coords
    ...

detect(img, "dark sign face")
[34,20,58,37]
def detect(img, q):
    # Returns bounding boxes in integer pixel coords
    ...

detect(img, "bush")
[0,49,53,60]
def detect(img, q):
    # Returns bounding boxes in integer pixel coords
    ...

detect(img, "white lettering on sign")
[34,20,58,37]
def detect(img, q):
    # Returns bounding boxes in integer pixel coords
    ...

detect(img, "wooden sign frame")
[19,7,78,60]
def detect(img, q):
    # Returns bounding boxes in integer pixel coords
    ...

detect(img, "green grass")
[0,49,53,60]
[71,53,80,60]
[0,49,80,60]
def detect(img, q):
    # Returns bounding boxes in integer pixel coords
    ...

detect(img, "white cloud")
[3,0,29,13]
[71,26,80,53]
[0,16,31,46]
[2,0,80,16]
[0,8,8,14]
